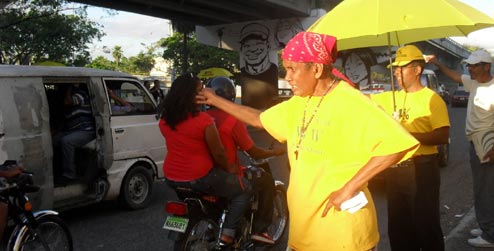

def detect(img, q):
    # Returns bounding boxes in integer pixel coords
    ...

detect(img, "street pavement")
[370,180,484,251]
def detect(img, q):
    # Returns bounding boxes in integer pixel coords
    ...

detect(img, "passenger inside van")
[107,87,134,115]
[52,83,96,185]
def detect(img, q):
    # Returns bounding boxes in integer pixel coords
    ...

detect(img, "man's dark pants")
[470,144,494,242]
[386,154,444,251]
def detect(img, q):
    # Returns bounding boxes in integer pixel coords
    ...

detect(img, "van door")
[103,78,165,177]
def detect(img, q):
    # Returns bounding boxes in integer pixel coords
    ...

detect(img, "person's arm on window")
[108,89,131,107]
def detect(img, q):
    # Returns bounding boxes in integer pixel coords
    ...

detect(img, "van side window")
[104,80,156,116]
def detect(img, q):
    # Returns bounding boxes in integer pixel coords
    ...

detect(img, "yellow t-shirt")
[370,88,450,155]
[260,82,419,251]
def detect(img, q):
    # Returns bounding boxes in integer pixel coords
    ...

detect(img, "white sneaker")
[470,228,482,237]
[468,236,494,248]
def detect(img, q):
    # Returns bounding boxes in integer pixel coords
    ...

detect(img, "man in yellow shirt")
[370,45,450,251]
[197,31,419,251]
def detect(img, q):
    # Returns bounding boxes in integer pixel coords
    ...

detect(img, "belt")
[412,154,437,163]
[394,158,414,168]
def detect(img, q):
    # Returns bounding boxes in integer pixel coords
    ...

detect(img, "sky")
[86,8,171,59]
[86,0,494,59]
[450,0,494,54]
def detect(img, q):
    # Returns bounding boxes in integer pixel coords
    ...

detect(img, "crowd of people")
[1,29,490,251]
[159,30,494,251]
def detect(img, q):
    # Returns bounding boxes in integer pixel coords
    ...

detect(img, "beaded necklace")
[294,79,337,160]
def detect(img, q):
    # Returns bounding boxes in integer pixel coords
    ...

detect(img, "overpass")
[2,0,463,90]
[422,38,471,86]
[68,0,318,25]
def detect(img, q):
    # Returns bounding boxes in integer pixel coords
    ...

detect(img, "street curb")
[445,206,475,242]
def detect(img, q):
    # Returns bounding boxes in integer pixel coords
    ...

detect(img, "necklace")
[294,79,337,160]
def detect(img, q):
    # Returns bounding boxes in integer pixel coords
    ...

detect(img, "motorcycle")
[0,160,73,251]
[163,153,289,251]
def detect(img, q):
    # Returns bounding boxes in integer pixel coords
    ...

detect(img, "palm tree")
[112,46,123,66]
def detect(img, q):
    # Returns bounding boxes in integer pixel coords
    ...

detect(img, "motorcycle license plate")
[163,216,189,233]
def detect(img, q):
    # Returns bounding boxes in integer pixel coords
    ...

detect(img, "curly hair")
[161,73,201,130]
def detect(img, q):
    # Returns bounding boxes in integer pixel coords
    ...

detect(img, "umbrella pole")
[387,33,398,120]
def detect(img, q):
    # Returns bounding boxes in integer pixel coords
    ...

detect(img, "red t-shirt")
[159,112,214,181]
[206,109,254,166]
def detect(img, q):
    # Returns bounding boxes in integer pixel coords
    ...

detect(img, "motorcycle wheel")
[173,218,218,251]
[8,214,73,251]
[267,185,288,244]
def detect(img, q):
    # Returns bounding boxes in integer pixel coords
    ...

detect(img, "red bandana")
[281,31,353,85]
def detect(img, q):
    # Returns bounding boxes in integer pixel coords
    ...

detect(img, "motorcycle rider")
[0,164,24,240]
[205,76,286,244]
[159,74,252,246]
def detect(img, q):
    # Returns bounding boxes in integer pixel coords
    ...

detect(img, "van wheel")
[120,165,153,210]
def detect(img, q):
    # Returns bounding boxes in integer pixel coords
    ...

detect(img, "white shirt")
[462,75,494,162]
[462,75,494,136]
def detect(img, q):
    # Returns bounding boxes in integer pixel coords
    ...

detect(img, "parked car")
[437,84,450,105]
[451,89,469,107]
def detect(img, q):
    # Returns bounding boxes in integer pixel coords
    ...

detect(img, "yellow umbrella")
[308,0,494,113]
[308,0,494,51]
[197,67,233,79]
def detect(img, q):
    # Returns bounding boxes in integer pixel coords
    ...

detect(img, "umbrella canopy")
[308,0,494,51]
[307,0,494,114]
[197,67,233,79]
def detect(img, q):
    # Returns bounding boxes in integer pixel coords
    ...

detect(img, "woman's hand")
[321,185,355,217]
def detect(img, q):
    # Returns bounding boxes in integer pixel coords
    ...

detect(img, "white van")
[0,65,166,211]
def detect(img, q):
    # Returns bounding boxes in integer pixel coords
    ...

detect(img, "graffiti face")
[240,38,269,66]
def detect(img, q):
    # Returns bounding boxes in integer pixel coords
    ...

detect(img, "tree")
[86,47,155,76]
[0,0,104,65]
[160,33,239,76]
[86,56,115,70]
[112,45,123,66]
[171,21,195,74]
[120,52,155,76]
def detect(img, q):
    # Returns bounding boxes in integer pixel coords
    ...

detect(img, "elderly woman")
[197,32,419,251]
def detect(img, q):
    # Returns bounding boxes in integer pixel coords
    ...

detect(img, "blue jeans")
[53,130,95,179]
[167,167,252,237]
[470,143,494,242]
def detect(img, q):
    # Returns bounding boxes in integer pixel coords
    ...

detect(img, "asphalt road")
[60,105,477,251]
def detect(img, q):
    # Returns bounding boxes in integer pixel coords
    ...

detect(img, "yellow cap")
[389,45,425,67]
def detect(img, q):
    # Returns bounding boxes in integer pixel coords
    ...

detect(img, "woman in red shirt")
[159,73,252,245]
